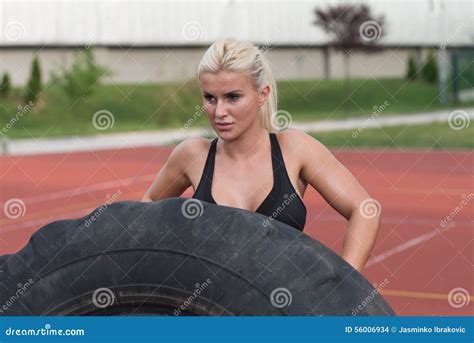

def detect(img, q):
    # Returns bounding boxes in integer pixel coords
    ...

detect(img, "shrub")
[25,55,42,103]
[51,48,110,103]
[0,73,11,98]
[422,50,438,84]
[406,54,417,81]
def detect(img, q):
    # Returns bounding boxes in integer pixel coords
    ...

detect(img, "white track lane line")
[365,222,457,267]
[0,174,155,207]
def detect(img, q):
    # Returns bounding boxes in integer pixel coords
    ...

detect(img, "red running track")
[1,145,473,316]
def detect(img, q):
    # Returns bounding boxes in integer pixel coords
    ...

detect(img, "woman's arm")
[141,139,194,202]
[293,130,381,272]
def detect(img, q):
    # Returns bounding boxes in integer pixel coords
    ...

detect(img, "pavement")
[1,108,472,155]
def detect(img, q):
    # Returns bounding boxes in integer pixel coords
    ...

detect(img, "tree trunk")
[343,51,351,116]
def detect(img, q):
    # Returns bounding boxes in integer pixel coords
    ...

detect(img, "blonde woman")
[142,38,380,272]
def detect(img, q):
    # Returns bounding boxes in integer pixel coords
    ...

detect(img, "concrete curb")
[1,108,472,156]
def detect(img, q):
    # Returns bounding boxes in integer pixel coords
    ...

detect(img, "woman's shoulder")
[275,127,305,140]
[275,128,329,163]
[174,136,214,160]
[275,128,323,150]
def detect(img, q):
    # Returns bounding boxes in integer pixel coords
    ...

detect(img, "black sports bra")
[192,133,307,231]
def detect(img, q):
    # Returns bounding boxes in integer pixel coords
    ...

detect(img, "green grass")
[0,78,472,139]
[309,122,474,149]
[277,78,466,119]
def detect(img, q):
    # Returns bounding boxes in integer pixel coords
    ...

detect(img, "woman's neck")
[218,127,269,162]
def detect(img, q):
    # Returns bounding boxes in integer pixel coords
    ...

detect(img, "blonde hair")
[198,38,277,133]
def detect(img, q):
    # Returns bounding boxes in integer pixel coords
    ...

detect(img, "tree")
[314,4,385,113]
[406,54,418,81]
[51,48,110,104]
[0,73,11,98]
[422,50,438,84]
[25,54,42,104]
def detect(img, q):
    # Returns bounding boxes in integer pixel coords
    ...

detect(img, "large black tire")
[0,197,395,316]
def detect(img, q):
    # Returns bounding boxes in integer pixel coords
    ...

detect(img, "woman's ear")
[258,84,270,106]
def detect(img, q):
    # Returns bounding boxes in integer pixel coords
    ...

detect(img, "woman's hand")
[340,206,380,272]
[290,129,381,272]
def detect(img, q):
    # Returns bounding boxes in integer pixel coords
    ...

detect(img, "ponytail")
[198,38,278,132]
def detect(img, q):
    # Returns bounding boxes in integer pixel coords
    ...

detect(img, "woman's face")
[199,70,269,139]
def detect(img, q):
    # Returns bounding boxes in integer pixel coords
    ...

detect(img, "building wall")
[2,1,472,48]
[0,46,417,86]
